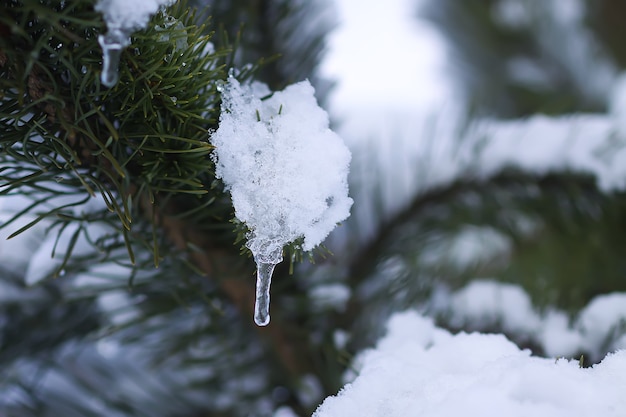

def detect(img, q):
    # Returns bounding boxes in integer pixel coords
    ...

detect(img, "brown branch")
[152,200,315,379]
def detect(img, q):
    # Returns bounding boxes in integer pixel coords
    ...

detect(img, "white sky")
[321,0,452,118]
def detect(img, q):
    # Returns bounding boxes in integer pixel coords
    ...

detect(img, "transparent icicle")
[254,261,277,326]
[98,27,130,88]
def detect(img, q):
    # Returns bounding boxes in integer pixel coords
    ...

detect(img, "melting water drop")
[98,27,130,88]
[254,261,277,326]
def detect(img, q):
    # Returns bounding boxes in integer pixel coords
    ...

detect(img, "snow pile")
[314,311,626,417]
[211,77,352,263]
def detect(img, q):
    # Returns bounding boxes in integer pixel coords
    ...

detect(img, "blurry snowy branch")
[336,70,626,350]
[423,0,617,117]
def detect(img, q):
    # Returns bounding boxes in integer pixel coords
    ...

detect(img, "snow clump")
[210,76,353,264]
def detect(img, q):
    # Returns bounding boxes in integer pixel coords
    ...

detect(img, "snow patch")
[314,311,626,417]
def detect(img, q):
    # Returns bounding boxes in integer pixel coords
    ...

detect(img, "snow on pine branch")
[210,76,352,325]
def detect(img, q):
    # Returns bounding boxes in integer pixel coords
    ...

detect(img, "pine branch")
[0,1,235,273]
[155,198,320,390]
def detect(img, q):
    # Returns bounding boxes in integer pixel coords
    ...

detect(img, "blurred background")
[3,0,626,416]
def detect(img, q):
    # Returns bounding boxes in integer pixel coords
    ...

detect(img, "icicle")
[250,243,282,327]
[254,261,277,326]
[98,27,130,88]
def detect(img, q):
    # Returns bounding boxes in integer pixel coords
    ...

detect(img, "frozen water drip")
[249,241,282,327]
[98,27,130,88]
[254,261,277,326]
